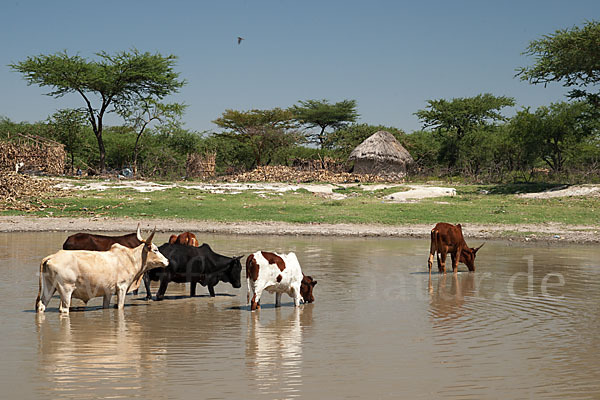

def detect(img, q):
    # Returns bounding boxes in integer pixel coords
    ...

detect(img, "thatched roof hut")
[348,130,413,178]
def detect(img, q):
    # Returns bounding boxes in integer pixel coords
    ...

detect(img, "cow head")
[460,243,484,272]
[300,275,317,303]
[142,230,169,271]
[226,256,243,288]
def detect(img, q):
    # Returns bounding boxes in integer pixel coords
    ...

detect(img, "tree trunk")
[318,126,326,150]
[133,133,142,177]
[95,131,106,173]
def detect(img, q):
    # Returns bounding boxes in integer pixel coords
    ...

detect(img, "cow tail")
[245,255,253,304]
[430,229,436,255]
[36,257,48,309]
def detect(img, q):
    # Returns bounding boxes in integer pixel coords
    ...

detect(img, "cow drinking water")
[428,222,484,274]
[246,251,317,311]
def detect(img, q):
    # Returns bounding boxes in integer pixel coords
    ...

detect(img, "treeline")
[4,20,600,183]
[1,96,599,183]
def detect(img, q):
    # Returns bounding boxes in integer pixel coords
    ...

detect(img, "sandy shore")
[0,216,597,244]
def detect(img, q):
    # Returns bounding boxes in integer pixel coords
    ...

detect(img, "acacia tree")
[291,99,358,149]
[213,108,297,167]
[10,49,185,172]
[517,20,600,108]
[414,93,515,168]
[117,99,186,176]
[47,108,88,173]
[509,101,592,173]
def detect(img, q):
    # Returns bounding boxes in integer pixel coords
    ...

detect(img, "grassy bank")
[3,182,600,226]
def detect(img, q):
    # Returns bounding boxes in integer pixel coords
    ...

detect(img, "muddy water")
[1,232,599,399]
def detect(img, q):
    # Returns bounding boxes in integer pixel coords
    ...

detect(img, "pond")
[1,232,599,399]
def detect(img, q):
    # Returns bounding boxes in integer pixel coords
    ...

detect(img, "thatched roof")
[348,130,413,164]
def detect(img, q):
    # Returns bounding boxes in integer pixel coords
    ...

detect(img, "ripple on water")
[1,234,600,399]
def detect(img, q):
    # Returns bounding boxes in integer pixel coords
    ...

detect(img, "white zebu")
[36,230,168,313]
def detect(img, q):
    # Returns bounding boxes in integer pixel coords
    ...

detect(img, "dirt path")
[0,216,597,244]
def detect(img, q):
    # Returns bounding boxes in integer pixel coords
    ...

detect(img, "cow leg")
[143,273,152,300]
[428,253,434,274]
[116,286,127,309]
[251,286,265,311]
[247,280,254,305]
[438,251,447,274]
[275,292,282,307]
[290,285,302,307]
[103,293,112,309]
[190,281,197,297]
[452,247,460,273]
[208,285,216,297]
[155,276,169,301]
[450,252,457,274]
[57,286,73,314]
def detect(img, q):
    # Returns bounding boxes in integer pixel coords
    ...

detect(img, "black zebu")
[143,243,243,300]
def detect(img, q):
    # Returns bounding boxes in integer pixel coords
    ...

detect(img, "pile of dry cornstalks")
[220,165,395,183]
[0,171,67,211]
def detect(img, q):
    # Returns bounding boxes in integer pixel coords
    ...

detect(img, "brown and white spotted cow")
[246,251,317,311]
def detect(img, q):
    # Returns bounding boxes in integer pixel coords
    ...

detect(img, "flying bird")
[237,36,244,45]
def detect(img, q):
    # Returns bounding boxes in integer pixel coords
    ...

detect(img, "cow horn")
[474,243,485,253]
[146,228,156,245]
[136,223,143,242]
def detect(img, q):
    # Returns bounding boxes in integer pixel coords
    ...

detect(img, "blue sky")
[2,0,599,134]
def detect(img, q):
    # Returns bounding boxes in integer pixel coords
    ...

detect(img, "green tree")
[10,49,185,172]
[517,20,600,107]
[117,98,186,176]
[402,129,442,174]
[291,99,359,149]
[213,108,297,167]
[46,109,88,173]
[509,101,593,173]
[414,93,515,168]
[0,117,49,140]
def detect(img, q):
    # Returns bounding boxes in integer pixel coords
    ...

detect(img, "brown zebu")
[168,232,199,247]
[428,222,484,274]
[62,224,144,251]
[62,225,147,294]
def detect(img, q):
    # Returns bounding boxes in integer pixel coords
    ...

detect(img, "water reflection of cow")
[245,307,313,397]
[35,312,164,397]
[428,273,476,324]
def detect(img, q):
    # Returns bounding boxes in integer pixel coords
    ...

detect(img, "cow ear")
[311,280,317,286]
[235,255,244,260]
[457,223,462,229]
